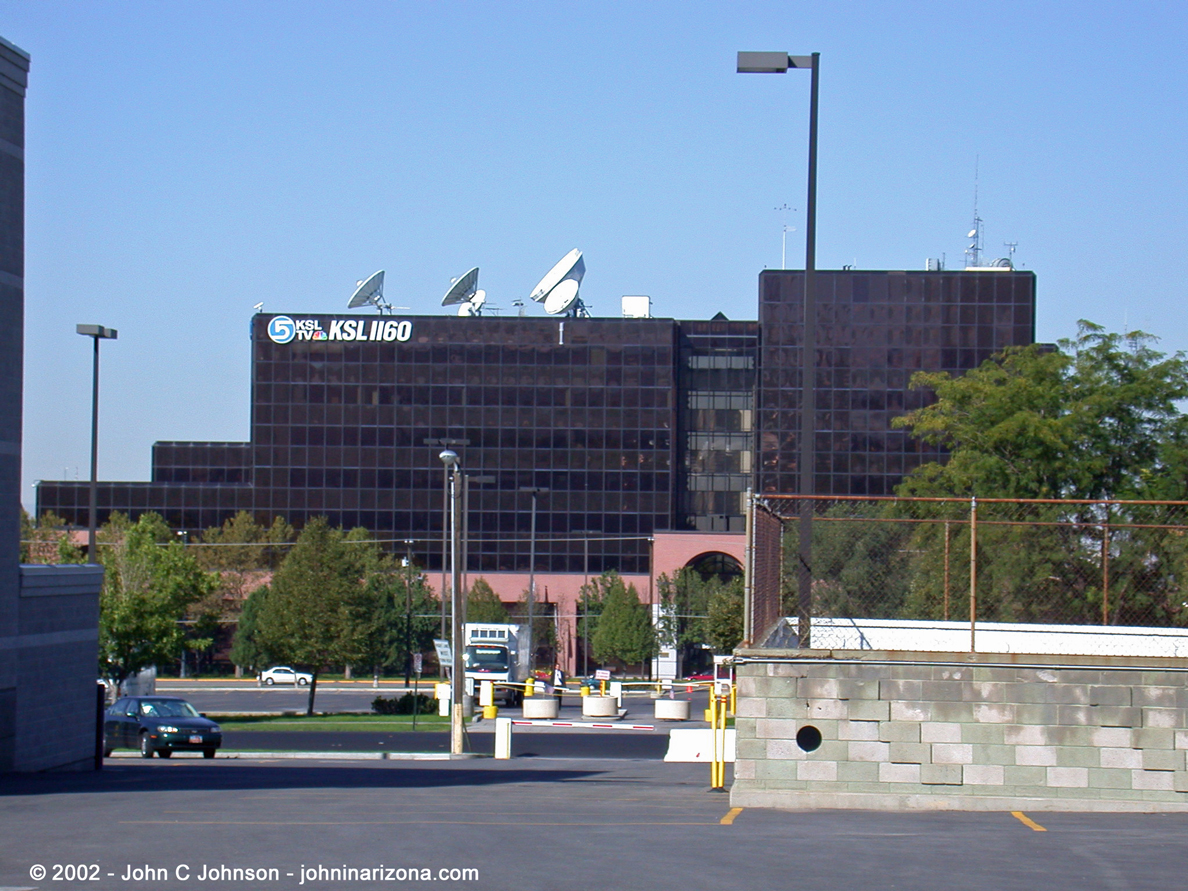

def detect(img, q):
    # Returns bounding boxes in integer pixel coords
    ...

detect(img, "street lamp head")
[736,52,816,74]
[76,324,118,340]
[439,449,459,469]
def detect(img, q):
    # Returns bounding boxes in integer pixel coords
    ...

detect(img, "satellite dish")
[530,249,585,303]
[531,249,588,317]
[348,270,391,313]
[966,228,978,239]
[544,279,580,315]
[253,302,264,313]
[442,267,479,306]
[471,290,486,310]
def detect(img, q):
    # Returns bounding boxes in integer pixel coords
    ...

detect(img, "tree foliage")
[252,519,385,714]
[705,577,744,654]
[590,572,656,670]
[97,512,218,687]
[20,509,85,565]
[466,577,509,624]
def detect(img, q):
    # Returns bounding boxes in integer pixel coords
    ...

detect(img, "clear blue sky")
[3,1,1187,510]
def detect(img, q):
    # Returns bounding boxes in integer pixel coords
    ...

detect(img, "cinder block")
[807,699,847,721]
[756,718,800,739]
[930,701,976,723]
[920,680,966,702]
[1003,765,1046,786]
[960,724,1005,746]
[1015,745,1058,766]
[1089,767,1136,790]
[768,662,809,678]
[879,722,921,743]
[972,703,1016,724]
[1133,728,1173,750]
[890,700,931,722]
[1134,686,1179,708]
[766,697,808,719]
[767,738,808,761]
[836,679,880,701]
[936,667,970,682]
[879,762,921,784]
[845,699,891,722]
[1057,705,1095,726]
[1089,685,1132,707]
[962,682,1006,703]
[737,738,766,760]
[974,745,1015,766]
[798,678,840,700]
[1047,767,1089,788]
[1050,685,1091,705]
[931,743,973,765]
[920,763,963,785]
[921,722,962,743]
[1005,725,1050,746]
[1132,769,1175,792]
[888,742,930,764]
[1055,746,1101,769]
[848,740,890,762]
[1142,708,1183,729]
[1093,706,1141,728]
[836,760,879,783]
[1176,730,1188,750]
[796,760,838,782]
[880,679,922,701]
[1175,772,1188,793]
[1090,727,1133,748]
[838,720,879,741]
[963,764,1005,786]
[735,698,767,719]
[1141,750,1181,772]
[1006,682,1053,704]
[1014,704,1061,726]
[1100,747,1142,769]
[733,759,756,780]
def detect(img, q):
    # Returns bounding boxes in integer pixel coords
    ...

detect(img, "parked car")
[259,666,312,686]
[104,696,222,759]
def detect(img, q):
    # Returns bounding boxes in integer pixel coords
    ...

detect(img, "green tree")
[253,519,385,714]
[20,509,85,565]
[466,578,509,624]
[97,512,218,688]
[590,572,656,672]
[705,577,744,654]
[229,583,270,673]
[196,511,294,601]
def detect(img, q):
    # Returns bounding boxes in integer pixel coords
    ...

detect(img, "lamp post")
[519,486,549,673]
[424,437,469,636]
[403,538,414,689]
[76,324,117,563]
[737,50,819,649]
[439,450,465,756]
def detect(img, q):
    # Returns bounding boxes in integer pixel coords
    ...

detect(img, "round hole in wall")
[796,725,822,752]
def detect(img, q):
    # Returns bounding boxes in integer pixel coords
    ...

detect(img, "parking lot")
[3,755,1188,890]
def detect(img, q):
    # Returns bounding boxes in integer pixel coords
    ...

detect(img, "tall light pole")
[76,324,117,563]
[424,437,469,636]
[520,486,548,673]
[737,50,820,649]
[573,529,599,677]
[439,450,465,756]
[403,537,414,689]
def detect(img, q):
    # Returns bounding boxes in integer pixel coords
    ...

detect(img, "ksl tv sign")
[267,316,413,344]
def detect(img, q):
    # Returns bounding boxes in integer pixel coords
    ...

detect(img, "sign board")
[412,653,423,674]
[595,669,611,681]
[433,639,452,665]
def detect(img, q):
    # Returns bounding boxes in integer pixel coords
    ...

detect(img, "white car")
[259,666,312,686]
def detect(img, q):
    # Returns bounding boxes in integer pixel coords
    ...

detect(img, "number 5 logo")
[267,315,296,344]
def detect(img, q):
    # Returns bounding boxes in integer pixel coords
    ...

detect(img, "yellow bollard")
[730,683,737,716]
[525,677,535,697]
[482,704,498,720]
[580,683,590,697]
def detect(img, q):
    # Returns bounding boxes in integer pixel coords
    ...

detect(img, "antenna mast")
[965,157,983,269]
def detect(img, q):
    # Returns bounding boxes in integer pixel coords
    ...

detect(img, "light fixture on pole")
[439,449,465,756]
[573,529,600,677]
[424,437,469,636]
[403,538,414,689]
[519,486,549,673]
[76,324,117,563]
[737,50,820,649]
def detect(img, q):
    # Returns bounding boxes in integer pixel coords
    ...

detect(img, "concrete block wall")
[731,649,1188,812]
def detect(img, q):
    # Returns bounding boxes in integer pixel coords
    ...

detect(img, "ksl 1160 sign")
[267,316,413,345]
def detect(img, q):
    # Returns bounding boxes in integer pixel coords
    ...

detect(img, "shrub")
[372,692,434,715]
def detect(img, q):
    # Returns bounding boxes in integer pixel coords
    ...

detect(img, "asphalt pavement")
[4,755,1187,891]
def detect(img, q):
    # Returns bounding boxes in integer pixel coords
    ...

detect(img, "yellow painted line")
[1011,811,1047,832]
[122,819,722,827]
[720,807,743,825]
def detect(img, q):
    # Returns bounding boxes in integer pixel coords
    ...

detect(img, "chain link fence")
[748,495,1188,656]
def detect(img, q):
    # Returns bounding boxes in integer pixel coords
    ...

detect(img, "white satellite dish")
[531,249,588,317]
[348,270,390,313]
[443,268,488,316]
[966,228,978,239]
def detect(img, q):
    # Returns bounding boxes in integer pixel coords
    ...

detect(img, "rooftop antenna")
[348,270,392,313]
[775,203,796,268]
[965,157,983,268]
[530,249,588,318]
[253,302,264,313]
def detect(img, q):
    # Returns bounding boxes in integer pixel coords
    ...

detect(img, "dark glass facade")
[758,269,1037,495]
[37,268,1037,567]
